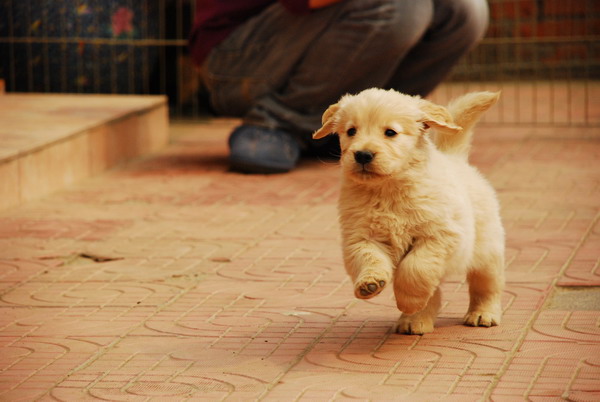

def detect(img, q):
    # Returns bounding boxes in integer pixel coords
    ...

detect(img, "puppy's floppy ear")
[313,103,340,139]
[419,99,462,135]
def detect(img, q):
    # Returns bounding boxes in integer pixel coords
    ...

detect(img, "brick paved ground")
[0,118,599,401]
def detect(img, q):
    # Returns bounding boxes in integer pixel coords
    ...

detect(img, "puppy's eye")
[347,127,357,137]
[384,129,397,137]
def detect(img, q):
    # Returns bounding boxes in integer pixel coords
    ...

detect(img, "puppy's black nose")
[354,150,374,165]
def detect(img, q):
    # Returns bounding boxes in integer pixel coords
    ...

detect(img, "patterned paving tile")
[0,119,598,400]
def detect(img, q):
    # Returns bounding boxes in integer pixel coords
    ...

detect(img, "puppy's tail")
[434,91,500,159]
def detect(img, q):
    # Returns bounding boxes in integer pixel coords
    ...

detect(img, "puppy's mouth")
[358,164,375,174]
[341,153,388,181]
[351,164,385,180]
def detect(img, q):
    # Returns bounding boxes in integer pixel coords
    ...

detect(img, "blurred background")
[1,0,599,125]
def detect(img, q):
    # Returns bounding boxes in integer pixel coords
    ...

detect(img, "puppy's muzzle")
[354,150,374,165]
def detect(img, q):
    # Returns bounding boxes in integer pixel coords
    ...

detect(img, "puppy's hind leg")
[397,287,441,335]
[464,254,505,327]
[345,241,394,300]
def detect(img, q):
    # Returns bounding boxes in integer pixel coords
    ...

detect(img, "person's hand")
[309,0,343,9]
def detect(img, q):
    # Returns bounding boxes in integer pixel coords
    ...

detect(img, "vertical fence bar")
[128,0,134,94]
[25,0,33,91]
[176,0,183,116]
[42,2,49,92]
[142,0,149,95]
[497,0,506,124]
[532,0,539,125]
[566,1,573,125]
[584,1,591,125]
[159,0,167,99]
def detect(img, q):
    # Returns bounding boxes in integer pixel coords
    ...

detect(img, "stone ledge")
[0,94,169,210]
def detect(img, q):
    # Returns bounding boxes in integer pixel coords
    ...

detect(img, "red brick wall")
[488,0,600,38]
[454,0,600,80]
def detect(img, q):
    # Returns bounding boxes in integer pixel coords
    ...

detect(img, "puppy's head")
[313,88,461,184]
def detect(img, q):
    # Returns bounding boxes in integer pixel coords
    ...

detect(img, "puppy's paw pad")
[463,311,501,327]
[355,279,386,299]
[397,316,434,335]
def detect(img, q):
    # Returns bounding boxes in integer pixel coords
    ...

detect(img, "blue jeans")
[202,0,488,148]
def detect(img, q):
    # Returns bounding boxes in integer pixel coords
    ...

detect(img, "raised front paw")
[354,275,387,299]
[463,311,501,327]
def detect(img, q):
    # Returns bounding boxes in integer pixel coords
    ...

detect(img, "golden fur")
[314,88,504,335]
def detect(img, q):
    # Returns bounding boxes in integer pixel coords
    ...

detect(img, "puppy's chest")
[345,199,416,252]
[366,205,413,245]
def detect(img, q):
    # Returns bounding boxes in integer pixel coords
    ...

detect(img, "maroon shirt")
[189,0,311,66]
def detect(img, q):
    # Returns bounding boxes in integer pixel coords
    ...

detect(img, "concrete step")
[0,93,168,210]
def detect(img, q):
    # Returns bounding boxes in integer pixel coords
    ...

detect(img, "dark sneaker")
[228,125,301,174]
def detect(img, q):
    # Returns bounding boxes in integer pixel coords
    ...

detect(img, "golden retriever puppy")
[313,88,504,335]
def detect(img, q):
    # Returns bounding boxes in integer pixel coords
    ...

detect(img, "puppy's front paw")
[354,275,387,299]
[397,314,435,335]
[463,311,501,327]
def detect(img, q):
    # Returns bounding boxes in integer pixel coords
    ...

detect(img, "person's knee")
[440,0,489,46]
[338,0,434,51]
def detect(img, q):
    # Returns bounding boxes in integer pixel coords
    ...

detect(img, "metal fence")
[1,0,598,125]
[434,0,600,125]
